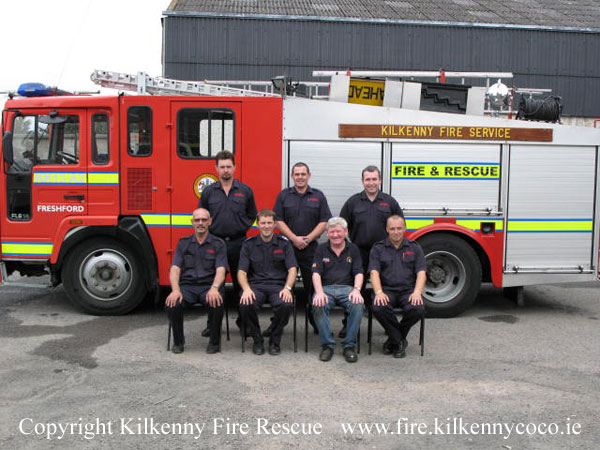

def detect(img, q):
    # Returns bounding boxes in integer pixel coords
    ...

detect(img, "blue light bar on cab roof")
[17,83,72,97]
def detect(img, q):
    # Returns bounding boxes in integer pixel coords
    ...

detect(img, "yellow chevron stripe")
[88,172,119,185]
[2,242,53,256]
[141,214,170,226]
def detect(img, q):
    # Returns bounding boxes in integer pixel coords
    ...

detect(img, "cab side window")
[11,114,80,168]
[127,106,152,156]
[92,114,109,165]
[177,108,234,159]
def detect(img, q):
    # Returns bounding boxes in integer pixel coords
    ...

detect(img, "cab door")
[1,109,87,261]
[169,100,242,245]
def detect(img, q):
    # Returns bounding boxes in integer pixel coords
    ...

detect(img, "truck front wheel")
[62,237,147,315]
[418,233,481,317]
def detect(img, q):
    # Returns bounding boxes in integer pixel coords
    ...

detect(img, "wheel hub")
[80,250,132,300]
[424,251,466,304]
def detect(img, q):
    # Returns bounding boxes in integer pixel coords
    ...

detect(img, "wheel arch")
[51,216,158,292]
[411,226,492,284]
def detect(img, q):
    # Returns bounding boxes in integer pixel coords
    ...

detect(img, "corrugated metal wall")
[163,16,600,116]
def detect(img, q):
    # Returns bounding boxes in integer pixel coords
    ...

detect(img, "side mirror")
[2,131,13,165]
[39,114,67,124]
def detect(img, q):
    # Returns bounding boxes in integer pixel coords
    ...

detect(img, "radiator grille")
[127,168,152,210]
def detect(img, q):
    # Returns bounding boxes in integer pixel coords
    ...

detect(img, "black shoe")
[382,339,393,355]
[343,346,358,363]
[262,325,274,338]
[201,327,210,337]
[268,342,281,355]
[338,325,347,339]
[171,344,184,354]
[393,339,407,359]
[253,341,265,355]
[319,346,334,362]
[206,343,220,354]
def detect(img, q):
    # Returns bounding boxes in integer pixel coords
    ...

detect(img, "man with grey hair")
[311,217,364,363]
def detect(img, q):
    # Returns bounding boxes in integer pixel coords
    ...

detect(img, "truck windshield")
[10,114,80,172]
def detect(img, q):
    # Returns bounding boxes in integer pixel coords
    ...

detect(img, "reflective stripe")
[88,172,119,185]
[171,214,193,227]
[405,217,505,232]
[1,242,53,257]
[33,171,86,185]
[456,219,504,232]
[141,214,170,227]
[507,219,593,233]
[33,171,119,186]
[405,218,434,231]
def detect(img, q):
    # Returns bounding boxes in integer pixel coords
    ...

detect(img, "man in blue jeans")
[311,217,364,363]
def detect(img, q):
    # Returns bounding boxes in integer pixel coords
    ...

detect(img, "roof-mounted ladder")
[91,70,279,97]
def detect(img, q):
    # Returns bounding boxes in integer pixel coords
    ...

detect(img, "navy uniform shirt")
[312,241,363,286]
[368,237,426,292]
[172,234,228,285]
[199,179,258,238]
[273,186,332,237]
[238,235,298,285]
[339,191,403,249]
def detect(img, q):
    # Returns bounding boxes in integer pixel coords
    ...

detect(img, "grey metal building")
[162,0,600,117]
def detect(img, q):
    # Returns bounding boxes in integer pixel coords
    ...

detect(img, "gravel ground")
[0,278,598,449]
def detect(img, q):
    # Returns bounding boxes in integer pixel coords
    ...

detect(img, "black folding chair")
[167,303,230,351]
[305,302,361,354]
[367,305,424,356]
[241,297,297,353]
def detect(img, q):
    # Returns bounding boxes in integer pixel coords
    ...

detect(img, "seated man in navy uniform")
[312,217,364,363]
[370,215,426,358]
[165,208,227,354]
[238,209,298,356]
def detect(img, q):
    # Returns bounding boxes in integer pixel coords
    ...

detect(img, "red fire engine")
[1,70,598,316]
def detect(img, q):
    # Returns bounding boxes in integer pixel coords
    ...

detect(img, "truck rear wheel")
[418,233,481,317]
[62,237,147,315]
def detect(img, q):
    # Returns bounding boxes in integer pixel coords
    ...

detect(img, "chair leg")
[420,316,425,357]
[167,322,172,351]
[293,297,297,353]
[304,302,309,353]
[225,304,230,341]
[368,306,372,355]
[241,320,246,353]
[218,318,222,352]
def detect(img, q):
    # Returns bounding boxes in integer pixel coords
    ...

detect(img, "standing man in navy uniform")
[165,208,227,354]
[312,217,364,363]
[338,165,404,337]
[238,209,298,355]
[273,162,331,335]
[370,215,426,358]
[200,150,257,335]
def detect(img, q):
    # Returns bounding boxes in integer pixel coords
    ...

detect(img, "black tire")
[62,237,147,315]
[418,233,481,318]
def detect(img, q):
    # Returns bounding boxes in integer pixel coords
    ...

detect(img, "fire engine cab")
[1,70,598,316]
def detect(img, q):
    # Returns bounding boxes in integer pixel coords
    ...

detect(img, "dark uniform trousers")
[166,285,225,347]
[239,283,293,345]
[223,236,245,305]
[358,246,373,302]
[372,289,425,345]
[294,243,316,303]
